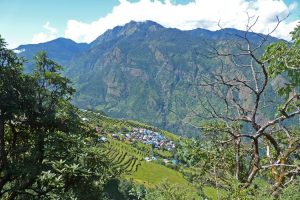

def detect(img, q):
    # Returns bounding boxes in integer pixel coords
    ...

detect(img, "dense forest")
[0,21,300,199]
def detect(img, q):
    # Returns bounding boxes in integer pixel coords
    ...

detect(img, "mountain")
[90,20,164,47]
[15,38,89,72]
[15,21,278,137]
[188,27,278,42]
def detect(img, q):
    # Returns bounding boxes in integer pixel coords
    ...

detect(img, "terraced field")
[103,139,147,174]
[105,146,142,173]
[79,110,202,199]
[105,139,197,190]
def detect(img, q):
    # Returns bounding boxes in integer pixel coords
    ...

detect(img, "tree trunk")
[243,138,259,188]
[0,111,7,168]
[0,111,10,193]
[235,138,241,180]
[271,174,285,198]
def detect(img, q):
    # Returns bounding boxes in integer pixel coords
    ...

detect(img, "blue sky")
[0,0,299,48]
[0,0,120,47]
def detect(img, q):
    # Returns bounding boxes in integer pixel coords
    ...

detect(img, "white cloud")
[43,21,58,34]
[13,48,25,54]
[64,0,300,43]
[31,22,58,44]
[288,1,298,11]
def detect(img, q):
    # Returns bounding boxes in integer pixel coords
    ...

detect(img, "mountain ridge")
[15,20,280,136]
[15,20,279,50]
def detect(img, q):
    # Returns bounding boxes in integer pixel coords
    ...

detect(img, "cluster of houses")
[99,128,176,151]
[124,128,176,151]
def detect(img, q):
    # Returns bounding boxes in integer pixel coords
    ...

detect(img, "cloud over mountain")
[64,0,299,43]
[32,22,58,44]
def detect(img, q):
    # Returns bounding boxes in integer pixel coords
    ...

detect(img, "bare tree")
[194,15,300,197]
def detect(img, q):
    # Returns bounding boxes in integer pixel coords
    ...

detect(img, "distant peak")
[48,37,88,45]
[127,20,163,26]
[15,37,88,50]
[123,20,164,30]
[90,20,165,47]
[51,37,74,42]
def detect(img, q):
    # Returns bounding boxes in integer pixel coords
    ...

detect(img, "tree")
[196,18,300,197]
[0,37,35,194]
[0,36,117,199]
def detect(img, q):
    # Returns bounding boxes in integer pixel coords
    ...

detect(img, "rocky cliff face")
[15,21,279,136]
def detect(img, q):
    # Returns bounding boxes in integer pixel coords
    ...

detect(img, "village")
[80,113,177,163]
[79,113,176,152]
[98,127,178,164]
[111,128,176,151]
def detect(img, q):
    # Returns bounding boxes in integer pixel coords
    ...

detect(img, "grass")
[127,161,200,199]
[203,186,227,200]
[154,149,173,158]
[104,138,183,187]
[128,161,187,186]
[80,110,222,199]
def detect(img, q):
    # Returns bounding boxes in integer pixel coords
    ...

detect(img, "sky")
[0,0,299,49]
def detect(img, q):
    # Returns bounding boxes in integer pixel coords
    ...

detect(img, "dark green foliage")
[118,179,147,200]
[176,139,206,167]
[8,21,300,199]
[0,37,116,199]
[263,23,300,99]
[103,179,148,200]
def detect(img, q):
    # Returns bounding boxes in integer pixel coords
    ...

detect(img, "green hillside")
[16,21,279,137]
[78,109,179,173]
[3,20,300,199]
[78,110,218,199]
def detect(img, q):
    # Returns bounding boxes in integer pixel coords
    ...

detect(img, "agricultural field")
[79,110,222,199]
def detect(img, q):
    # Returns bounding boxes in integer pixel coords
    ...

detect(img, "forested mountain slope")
[15,21,279,136]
